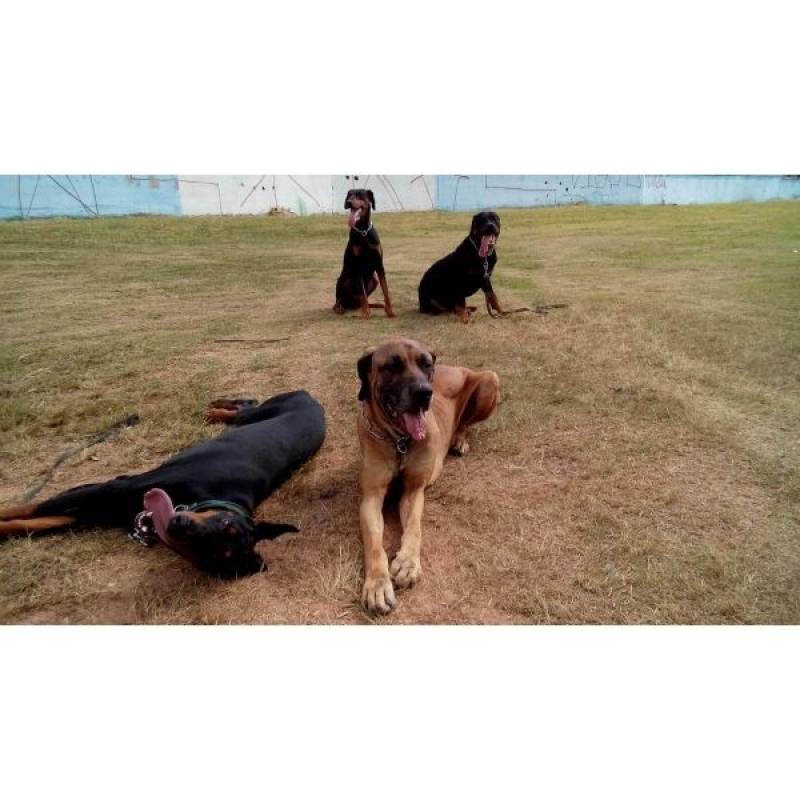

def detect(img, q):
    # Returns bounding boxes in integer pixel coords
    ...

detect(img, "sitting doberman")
[0,391,326,579]
[333,189,395,318]
[418,211,505,322]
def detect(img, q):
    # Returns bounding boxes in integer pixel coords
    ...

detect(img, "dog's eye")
[381,356,403,372]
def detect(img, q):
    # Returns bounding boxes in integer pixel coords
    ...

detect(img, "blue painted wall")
[435,175,800,211]
[0,175,797,220]
[0,175,182,220]
[640,175,800,205]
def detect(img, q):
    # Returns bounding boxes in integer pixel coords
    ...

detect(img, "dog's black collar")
[182,499,251,518]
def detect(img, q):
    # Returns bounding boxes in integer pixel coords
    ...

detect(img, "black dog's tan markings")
[0,391,326,579]
[333,189,395,319]
[418,210,505,322]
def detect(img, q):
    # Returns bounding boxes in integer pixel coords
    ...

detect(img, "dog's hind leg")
[0,515,76,537]
[205,408,238,425]
[205,398,259,424]
[0,503,38,521]
[450,371,500,456]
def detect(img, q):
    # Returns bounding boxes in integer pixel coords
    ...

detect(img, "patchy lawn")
[1,201,798,623]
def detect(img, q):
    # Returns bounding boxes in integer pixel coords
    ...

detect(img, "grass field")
[1,201,798,624]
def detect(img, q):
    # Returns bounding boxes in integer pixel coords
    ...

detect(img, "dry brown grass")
[1,202,798,623]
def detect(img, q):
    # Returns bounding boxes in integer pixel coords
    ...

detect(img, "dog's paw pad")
[362,574,397,614]
[390,555,422,589]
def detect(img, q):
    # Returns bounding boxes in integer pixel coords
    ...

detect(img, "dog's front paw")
[390,554,422,589]
[385,306,396,319]
[449,435,470,456]
[362,573,397,614]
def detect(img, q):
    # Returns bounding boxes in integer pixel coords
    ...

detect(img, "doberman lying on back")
[333,189,395,318]
[0,391,326,579]
[418,211,506,322]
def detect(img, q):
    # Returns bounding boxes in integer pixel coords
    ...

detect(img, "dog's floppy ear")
[344,190,354,210]
[367,190,376,210]
[357,347,376,401]
[428,349,437,365]
[253,521,298,541]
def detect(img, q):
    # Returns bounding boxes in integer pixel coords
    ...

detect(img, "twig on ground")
[21,414,140,502]
[213,337,291,344]
[503,303,568,315]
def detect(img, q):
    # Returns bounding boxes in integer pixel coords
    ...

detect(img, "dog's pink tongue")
[479,235,491,258]
[348,209,362,229]
[402,410,428,441]
[143,488,177,538]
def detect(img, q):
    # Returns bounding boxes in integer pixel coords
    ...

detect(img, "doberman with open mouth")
[333,189,395,319]
[418,210,505,322]
[0,391,326,579]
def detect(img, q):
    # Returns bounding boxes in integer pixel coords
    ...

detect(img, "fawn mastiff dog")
[356,338,500,613]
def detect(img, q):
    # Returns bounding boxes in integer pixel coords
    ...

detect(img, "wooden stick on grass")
[21,414,140,502]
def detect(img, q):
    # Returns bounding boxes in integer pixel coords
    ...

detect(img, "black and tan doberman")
[0,391,326,578]
[333,189,395,318]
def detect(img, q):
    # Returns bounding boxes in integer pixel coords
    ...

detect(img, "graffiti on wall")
[0,175,182,219]
[0,175,797,220]
[438,175,673,210]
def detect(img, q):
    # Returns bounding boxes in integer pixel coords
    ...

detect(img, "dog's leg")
[0,503,37,521]
[359,278,371,319]
[360,465,395,613]
[454,299,472,324]
[390,483,425,589]
[205,397,257,424]
[450,370,500,456]
[376,265,395,318]
[205,407,238,425]
[485,288,506,317]
[0,515,76,537]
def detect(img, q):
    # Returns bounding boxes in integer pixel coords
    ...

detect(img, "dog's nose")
[412,384,433,407]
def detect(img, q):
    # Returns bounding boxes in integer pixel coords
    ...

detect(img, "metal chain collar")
[352,220,374,238]
[359,404,410,460]
[128,499,250,547]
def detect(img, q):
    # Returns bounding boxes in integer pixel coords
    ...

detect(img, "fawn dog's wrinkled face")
[358,338,436,441]
[143,489,295,579]
[469,210,501,257]
[345,189,376,230]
